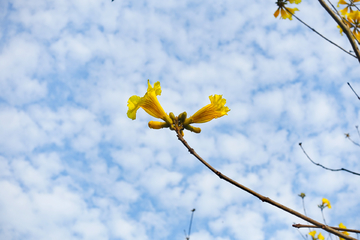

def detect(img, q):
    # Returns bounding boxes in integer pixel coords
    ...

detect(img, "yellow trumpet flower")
[127,80,230,134]
[184,95,230,125]
[127,80,173,128]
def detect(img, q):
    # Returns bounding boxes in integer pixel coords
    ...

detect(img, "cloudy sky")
[1,0,360,239]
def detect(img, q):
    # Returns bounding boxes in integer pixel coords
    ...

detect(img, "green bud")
[178,112,187,123]
[184,124,201,133]
[169,112,176,121]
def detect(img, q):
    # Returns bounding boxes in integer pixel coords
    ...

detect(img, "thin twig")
[299,143,360,176]
[345,134,360,147]
[321,209,334,240]
[356,126,360,140]
[300,197,311,233]
[295,225,308,240]
[293,224,360,234]
[174,126,355,240]
[286,9,357,58]
[348,82,360,100]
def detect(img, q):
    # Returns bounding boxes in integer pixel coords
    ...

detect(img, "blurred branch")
[318,0,360,63]
[173,124,355,240]
[299,143,360,176]
[293,224,360,234]
[348,82,360,101]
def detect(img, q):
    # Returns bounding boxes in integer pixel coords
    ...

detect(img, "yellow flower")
[337,0,360,16]
[339,223,350,240]
[274,0,300,20]
[127,80,173,128]
[127,81,230,134]
[338,10,360,41]
[309,231,325,240]
[184,95,230,125]
[322,198,331,209]
[347,11,360,41]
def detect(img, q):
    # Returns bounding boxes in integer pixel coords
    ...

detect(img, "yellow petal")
[318,233,325,240]
[322,198,331,209]
[348,10,360,21]
[288,0,301,4]
[185,94,230,124]
[274,8,280,18]
[339,223,350,236]
[340,6,349,16]
[127,95,142,120]
[337,25,344,35]
[280,7,298,20]
[338,0,348,7]
[309,231,316,238]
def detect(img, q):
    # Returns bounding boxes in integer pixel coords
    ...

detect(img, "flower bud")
[178,112,187,123]
[184,124,201,133]
[169,112,176,121]
[148,121,169,129]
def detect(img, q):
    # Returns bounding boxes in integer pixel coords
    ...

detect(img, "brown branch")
[174,126,356,240]
[299,142,360,176]
[293,224,360,234]
[318,0,360,63]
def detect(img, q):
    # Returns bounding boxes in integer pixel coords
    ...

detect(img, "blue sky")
[1,0,360,239]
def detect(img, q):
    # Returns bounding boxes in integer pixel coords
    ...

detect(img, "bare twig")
[345,133,360,147]
[348,82,360,100]
[293,224,360,234]
[286,9,357,58]
[356,126,360,139]
[173,123,355,239]
[299,143,360,176]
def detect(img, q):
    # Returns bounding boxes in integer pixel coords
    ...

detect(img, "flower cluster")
[339,223,350,240]
[274,0,301,20]
[337,0,360,42]
[127,80,230,135]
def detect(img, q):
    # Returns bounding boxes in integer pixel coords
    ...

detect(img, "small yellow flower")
[274,0,301,20]
[339,223,350,240]
[338,10,360,42]
[127,80,173,128]
[298,192,306,198]
[184,95,230,125]
[322,198,332,209]
[309,231,325,240]
[337,0,360,16]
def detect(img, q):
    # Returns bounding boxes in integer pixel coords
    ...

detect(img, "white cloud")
[1,0,360,239]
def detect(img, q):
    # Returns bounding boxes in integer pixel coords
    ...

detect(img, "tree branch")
[293,224,360,234]
[318,0,360,63]
[299,142,360,176]
[174,126,356,240]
